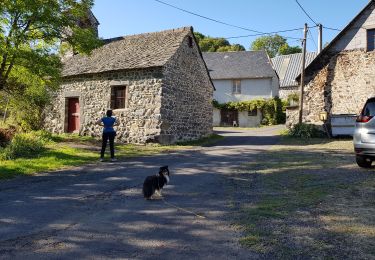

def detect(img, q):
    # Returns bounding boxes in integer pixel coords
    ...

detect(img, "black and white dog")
[142,166,170,199]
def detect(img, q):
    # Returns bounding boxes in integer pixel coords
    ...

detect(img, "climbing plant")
[212,97,287,125]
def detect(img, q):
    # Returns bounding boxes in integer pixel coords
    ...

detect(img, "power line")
[295,0,318,26]
[308,28,317,49]
[226,28,304,40]
[154,0,302,40]
[226,26,318,40]
[323,26,341,32]
[154,0,262,34]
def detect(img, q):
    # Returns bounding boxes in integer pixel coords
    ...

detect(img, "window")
[248,109,257,116]
[111,86,126,109]
[367,29,375,51]
[363,99,375,116]
[232,80,241,94]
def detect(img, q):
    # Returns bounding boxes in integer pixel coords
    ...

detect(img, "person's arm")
[96,118,103,125]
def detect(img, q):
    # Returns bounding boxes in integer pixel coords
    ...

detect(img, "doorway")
[67,98,80,133]
[220,109,238,126]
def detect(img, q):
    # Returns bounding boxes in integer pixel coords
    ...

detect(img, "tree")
[0,0,101,93]
[250,35,301,58]
[0,0,101,129]
[279,44,302,55]
[194,32,245,52]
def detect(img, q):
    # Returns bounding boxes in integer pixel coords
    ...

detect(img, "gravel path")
[0,126,283,259]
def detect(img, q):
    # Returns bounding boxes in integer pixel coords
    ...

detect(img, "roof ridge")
[271,52,317,59]
[104,26,192,42]
[203,50,266,55]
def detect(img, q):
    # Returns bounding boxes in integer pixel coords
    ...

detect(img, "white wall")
[213,78,277,103]
[238,110,262,127]
[213,107,221,126]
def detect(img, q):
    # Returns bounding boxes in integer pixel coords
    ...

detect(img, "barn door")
[67,98,80,133]
[220,109,238,126]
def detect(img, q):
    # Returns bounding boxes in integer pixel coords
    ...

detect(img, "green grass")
[231,137,375,258]
[175,134,224,146]
[0,133,224,179]
[0,144,98,179]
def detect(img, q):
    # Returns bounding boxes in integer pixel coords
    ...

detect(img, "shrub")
[212,97,286,126]
[288,123,324,138]
[1,132,48,160]
[287,93,299,105]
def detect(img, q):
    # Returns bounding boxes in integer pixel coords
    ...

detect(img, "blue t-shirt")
[102,117,116,133]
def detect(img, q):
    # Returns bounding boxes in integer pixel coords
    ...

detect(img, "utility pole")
[298,23,308,124]
[318,23,323,53]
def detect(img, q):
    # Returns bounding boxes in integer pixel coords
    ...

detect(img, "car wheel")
[356,155,372,168]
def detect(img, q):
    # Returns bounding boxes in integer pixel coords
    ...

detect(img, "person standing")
[96,110,117,162]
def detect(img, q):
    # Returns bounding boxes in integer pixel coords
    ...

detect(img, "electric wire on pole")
[299,23,308,124]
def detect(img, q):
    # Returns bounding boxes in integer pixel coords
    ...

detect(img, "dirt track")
[0,126,283,259]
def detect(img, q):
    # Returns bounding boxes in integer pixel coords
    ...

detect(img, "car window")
[363,101,375,116]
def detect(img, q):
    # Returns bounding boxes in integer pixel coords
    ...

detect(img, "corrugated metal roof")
[202,51,276,80]
[271,52,317,87]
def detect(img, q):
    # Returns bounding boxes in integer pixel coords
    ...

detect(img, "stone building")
[271,52,317,99]
[44,27,214,144]
[203,51,279,127]
[287,0,375,132]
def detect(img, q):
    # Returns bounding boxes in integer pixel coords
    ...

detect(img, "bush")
[213,97,286,126]
[288,123,324,139]
[0,131,50,160]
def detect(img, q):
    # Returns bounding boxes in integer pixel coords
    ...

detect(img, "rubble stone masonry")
[44,34,213,144]
[287,50,375,126]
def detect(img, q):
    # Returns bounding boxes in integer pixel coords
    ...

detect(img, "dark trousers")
[101,132,116,158]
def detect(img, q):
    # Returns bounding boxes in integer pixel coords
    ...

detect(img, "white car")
[353,97,375,168]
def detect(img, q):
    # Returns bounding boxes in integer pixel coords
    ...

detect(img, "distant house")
[271,52,317,99]
[203,51,279,127]
[44,26,214,144]
[288,0,375,135]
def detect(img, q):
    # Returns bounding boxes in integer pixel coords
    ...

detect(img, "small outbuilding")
[44,27,214,144]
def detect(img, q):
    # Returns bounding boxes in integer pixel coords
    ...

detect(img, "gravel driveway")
[0,126,283,259]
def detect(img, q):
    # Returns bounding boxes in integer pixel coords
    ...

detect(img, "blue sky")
[92,0,369,52]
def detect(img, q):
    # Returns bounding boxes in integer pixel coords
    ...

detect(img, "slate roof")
[202,51,276,80]
[62,27,192,77]
[271,52,317,88]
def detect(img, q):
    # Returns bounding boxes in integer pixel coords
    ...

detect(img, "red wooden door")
[67,98,80,133]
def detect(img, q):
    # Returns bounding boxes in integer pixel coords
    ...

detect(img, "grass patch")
[0,144,97,179]
[175,134,224,146]
[230,136,375,258]
[0,132,224,180]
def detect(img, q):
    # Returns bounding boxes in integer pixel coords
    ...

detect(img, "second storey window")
[111,86,126,109]
[232,80,241,94]
[367,29,375,51]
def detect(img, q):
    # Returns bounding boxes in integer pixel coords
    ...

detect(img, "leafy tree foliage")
[194,32,245,52]
[0,0,101,129]
[251,35,301,58]
[279,44,302,55]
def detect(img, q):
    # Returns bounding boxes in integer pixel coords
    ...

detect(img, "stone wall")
[160,33,213,143]
[45,33,213,144]
[279,86,298,100]
[286,50,375,127]
[44,67,164,144]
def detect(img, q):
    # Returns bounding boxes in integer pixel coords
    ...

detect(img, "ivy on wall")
[212,97,287,125]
